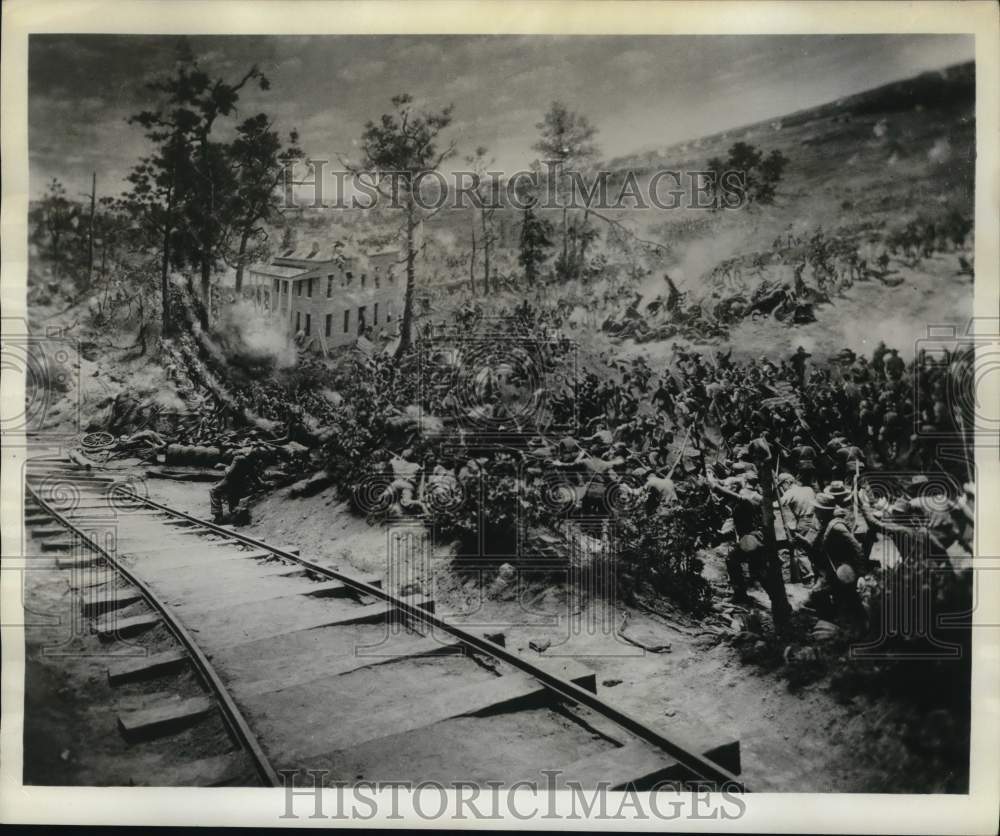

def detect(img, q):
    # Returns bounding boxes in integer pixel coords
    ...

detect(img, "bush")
[616,483,720,615]
[706,142,788,207]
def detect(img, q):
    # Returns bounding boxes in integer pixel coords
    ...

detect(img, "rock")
[528,639,551,654]
[601,678,623,688]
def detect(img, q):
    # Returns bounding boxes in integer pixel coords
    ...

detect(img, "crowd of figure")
[343,302,975,634]
[600,214,973,347]
[160,290,975,636]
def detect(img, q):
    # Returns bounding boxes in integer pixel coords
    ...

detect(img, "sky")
[28,33,974,201]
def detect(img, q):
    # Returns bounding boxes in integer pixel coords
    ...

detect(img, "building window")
[296,281,302,297]
[386,301,392,321]
[305,313,311,336]
[273,279,279,294]
[327,275,334,297]
[296,311,301,331]
[307,278,313,298]
[325,313,332,337]
[375,273,381,289]
[361,274,367,289]
[346,271,353,283]
[373,302,379,324]
[283,280,289,295]
[343,309,350,333]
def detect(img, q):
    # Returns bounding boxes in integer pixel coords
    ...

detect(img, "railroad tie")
[171,575,380,614]
[118,695,216,741]
[25,526,70,538]
[69,571,121,591]
[41,538,86,552]
[56,554,102,570]
[95,611,161,640]
[81,586,143,617]
[108,649,190,685]
[198,594,434,650]
[551,735,741,791]
[287,659,598,760]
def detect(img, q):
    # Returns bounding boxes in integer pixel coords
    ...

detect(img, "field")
[20,61,977,793]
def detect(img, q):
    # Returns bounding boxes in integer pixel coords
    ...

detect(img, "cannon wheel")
[81,431,115,451]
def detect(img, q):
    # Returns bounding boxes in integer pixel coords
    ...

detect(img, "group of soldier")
[193,295,974,641]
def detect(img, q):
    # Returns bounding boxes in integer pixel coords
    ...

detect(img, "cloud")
[337,59,387,84]
[395,41,445,65]
[609,49,658,82]
[442,74,478,96]
[27,33,977,201]
[273,55,303,74]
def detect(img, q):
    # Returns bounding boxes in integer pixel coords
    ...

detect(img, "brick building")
[247,242,403,353]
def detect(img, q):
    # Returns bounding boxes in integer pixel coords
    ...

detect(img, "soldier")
[790,435,817,475]
[803,492,866,624]
[884,348,905,382]
[707,471,765,603]
[790,346,811,389]
[209,444,266,524]
[773,471,812,583]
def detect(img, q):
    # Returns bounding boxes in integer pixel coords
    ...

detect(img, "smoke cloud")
[216,299,297,371]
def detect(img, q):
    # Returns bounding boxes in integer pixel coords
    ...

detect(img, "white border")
[2,2,998,832]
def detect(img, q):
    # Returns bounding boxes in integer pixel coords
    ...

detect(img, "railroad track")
[23,456,745,790]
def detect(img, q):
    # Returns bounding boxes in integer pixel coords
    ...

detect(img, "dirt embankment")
[139,476,935,792]
[18,290,964,792]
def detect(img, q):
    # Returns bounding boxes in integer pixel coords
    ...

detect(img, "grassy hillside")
[279,61,976,363]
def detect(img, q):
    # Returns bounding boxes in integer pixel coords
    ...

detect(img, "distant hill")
[608,61,974,171]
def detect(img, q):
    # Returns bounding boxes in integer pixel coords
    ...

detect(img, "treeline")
[31,45,301,343]
[125,48,301,332]
[30,47,792,354]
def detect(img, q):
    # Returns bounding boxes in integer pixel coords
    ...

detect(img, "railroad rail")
[23,456,745,791]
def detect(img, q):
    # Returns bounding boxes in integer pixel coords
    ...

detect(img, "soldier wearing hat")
[707,471,766,603]
[803,492,866,619]
[779,472,819,540]
[824,480,851,505]
[858,489,959,571]
[209,443,267,524]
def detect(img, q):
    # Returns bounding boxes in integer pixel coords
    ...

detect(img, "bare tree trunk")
[578,209,591,277]
[86,172,96,287]
[395,202,417,358]
[481,209,491,296]
[235,228,250,294]
[562,206,568,268]
[469,221,477,294]
[160,170,176,336]
[160,224,172,336]
[200,258,212,326]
